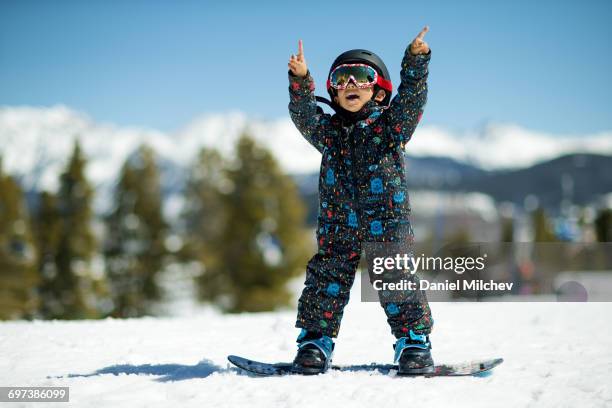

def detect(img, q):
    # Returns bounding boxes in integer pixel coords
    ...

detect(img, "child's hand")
[288,40,308,77]
[409,26,430,55]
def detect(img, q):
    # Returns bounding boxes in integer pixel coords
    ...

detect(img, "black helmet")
[327,49,393,106]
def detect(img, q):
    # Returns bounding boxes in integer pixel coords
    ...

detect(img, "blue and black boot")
[292,329,334,375]
[394,330,434,375]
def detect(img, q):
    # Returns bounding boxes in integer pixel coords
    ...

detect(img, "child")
[287,27,433,374]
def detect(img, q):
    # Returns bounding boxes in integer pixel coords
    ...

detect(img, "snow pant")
[296,221,433,338]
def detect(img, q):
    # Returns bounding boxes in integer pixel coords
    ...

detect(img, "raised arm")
[288,40,331,154]
[382,26,431,150]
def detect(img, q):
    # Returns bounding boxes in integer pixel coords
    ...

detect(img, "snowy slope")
[1,287,611,407]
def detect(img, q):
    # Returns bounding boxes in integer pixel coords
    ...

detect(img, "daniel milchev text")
[370,253,514,292]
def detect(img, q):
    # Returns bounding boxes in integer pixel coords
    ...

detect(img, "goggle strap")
[377,76,393,92]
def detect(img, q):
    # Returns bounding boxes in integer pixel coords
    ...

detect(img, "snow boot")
[292,329,334,375]
[394,330,434,375]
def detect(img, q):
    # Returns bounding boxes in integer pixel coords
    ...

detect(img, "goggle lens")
[330,64,378,89]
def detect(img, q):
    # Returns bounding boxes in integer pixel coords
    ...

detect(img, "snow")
[1,283,611,407]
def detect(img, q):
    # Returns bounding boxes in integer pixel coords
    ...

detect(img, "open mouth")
[346,94,360,101]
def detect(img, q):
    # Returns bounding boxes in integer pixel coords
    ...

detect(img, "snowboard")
[228,355,503,377]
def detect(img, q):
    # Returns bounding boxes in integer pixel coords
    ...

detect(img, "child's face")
[334,83,386,112]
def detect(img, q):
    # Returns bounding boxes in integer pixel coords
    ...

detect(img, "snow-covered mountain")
[0,105,320,193]
[1,105,611,216]
[407,123,612,170]
[0,106,322,216]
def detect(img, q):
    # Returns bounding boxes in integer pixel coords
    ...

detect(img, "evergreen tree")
[530,207,561,289]
[498,214,515,265]
[182,148,227,264]
[194,134,309,312]
[593,208,612,270]
[594,208,612,242]
[52,141,102,319]
[532,207,557,242]
[32,191,63,318]
[181,148,228,299]
[0,159,39,319]
[500,217,514,243]
[105,145,168,317]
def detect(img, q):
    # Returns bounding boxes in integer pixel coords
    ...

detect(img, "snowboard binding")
[292,329,334,375]
[394,330,434,375]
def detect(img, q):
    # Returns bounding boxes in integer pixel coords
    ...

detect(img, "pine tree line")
[3,132,610,320]
[0,132,310,320]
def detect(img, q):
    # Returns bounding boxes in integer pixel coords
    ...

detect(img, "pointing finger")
[416,26,429,41]
[298,39,304,57]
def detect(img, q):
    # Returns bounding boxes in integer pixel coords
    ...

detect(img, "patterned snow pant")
[296,221,433,339]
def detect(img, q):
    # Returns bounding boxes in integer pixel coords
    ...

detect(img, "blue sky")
[1,0,611,133]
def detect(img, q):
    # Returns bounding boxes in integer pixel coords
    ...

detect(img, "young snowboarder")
[287,26,433,375]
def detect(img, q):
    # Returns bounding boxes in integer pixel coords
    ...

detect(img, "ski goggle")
[328,64,379,90]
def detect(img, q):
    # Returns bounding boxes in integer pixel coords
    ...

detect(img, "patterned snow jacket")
[288,47,430,242]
